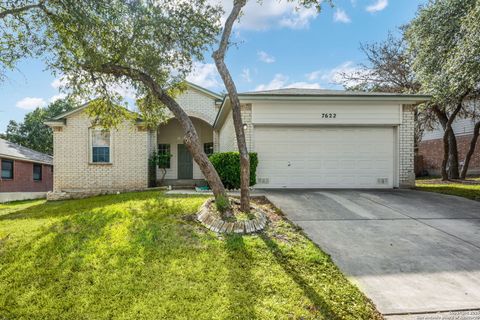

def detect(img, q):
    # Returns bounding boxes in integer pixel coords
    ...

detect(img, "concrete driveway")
[265,189,480,318]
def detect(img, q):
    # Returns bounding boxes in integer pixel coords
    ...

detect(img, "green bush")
[215,195,230,213]
[209,152,258,190]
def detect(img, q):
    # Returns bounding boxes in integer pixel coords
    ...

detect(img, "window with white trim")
[91,129,111,163]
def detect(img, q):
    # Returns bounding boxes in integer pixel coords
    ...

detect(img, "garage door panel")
[255,126,395,189]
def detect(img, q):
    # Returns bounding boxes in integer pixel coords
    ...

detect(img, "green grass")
[0,191,381,320]
[416,178,480,201]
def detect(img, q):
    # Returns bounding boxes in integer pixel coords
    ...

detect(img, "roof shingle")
[0,138,53,165]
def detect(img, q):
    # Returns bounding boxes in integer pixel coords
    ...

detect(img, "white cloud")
[258,51,276,64]
[49,93,67,103]
[255,74,322,91]
[334,9,351,23]
[287,82,322,89]
[16,97,47,110]
[366,0,388,13]
[51,76,68,90]
[306,61,369,88]
[186,62,222,89]
[279,7,318,29]
[213,0,319,31]
[110,83,137,100]
[241,68,252,82]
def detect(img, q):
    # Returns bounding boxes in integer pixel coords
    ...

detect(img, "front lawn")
[416,177,480,201]
[0,191,381,319]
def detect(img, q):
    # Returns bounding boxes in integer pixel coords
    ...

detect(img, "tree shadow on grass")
[259,233,341,320]
[224,234,259,319]
[0,192,213,318]
[0,191,169,221]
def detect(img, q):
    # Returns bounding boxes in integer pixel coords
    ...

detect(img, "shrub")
[215,195,230,213]
[208,152,258,190]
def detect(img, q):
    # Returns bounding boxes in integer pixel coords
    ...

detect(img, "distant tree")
[406,0,479,180]
[5,98,75,154]
[341,33,420,93]
[339,33,434,154]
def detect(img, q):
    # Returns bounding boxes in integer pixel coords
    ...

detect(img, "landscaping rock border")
[197,198,268,234]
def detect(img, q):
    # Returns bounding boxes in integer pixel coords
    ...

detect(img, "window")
[1,159,13,179]
[204,142,214,156]
[33,164,42,181]
[91,129,111,163]
[158,144,171,168]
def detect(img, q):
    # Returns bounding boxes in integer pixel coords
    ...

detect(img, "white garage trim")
[253,125,398,189]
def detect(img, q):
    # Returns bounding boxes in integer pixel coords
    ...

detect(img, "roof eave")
[236,94,432,103]
[186,81,223,100]
[0,154,53,166]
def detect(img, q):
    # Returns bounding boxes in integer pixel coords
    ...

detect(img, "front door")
[177,144,193,179]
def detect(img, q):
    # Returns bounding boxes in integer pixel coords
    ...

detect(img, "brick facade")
[51,111,149,194]
[399,105,416,187]
[49,84,418,196]
[218,104,253,152]
[167,88,219,125]
[0,158,53,192]
[419,133,480,175]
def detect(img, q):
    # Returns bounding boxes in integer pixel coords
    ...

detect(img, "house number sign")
[321,113,337,118]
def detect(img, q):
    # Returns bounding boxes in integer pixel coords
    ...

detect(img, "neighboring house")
[419,101,480,175]
[0,138,53,202]
[45,82,428,200]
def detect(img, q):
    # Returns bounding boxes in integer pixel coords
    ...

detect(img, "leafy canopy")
[44,0,222,128]
[405,0,480,104]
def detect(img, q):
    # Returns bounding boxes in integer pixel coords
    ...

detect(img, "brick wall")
[0,158,53,192]
[166,88,219,125]
[52,111,149,193]
[218,104,253,152]
[419,133,480,174]
[399,105,415,187]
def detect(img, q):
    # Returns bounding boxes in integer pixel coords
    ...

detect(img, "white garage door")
[254,126,395,188]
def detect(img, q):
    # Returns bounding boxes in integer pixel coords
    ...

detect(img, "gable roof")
[0,138,53,165]
[186,81,222,100]
[49,82,222,122]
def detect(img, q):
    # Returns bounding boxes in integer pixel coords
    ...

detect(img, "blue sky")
[0,0,425,132]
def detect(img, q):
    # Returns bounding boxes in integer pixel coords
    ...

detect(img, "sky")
[0,0,426,133]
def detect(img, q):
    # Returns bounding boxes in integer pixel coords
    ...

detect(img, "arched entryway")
[156,116,213,185]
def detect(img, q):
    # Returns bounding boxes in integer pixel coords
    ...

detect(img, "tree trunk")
[436,103,463,181]
[154,88,230,207]
[86,63,231,214]
[213,0,250,212]
[434,107,461,179]
[460,121,480,179]
[447,130,460,179]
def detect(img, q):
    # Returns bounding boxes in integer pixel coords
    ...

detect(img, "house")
[419,101,480,176]
[45,82,429,200]
[0,138,53,202]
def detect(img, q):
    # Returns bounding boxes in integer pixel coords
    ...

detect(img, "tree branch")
[0,1,44,19]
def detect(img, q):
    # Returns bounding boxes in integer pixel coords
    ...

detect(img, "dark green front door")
[177,144,193,179]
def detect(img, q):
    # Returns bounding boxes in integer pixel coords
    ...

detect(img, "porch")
[154,117,214,187]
